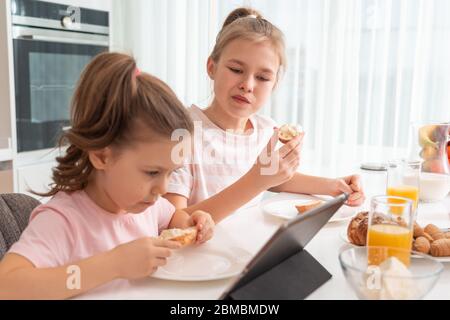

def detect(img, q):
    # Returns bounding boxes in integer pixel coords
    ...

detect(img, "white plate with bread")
[261,195,355,223]
[154,227,253,281]
[152,245,252,281]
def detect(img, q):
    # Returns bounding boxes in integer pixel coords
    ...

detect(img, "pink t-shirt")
[168,105,277,209]
[8,190,175,268]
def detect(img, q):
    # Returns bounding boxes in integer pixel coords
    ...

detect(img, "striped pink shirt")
[168,105,276,209]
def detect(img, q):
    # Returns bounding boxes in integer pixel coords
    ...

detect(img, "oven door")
[13,27,108,152]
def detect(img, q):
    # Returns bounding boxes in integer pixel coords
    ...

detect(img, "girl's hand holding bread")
[111,237,181,280]
[250,128,304,190]
[189,210,215,244]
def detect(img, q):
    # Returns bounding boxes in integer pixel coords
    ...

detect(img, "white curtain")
[112,0,450,176]
[111,0,218,107]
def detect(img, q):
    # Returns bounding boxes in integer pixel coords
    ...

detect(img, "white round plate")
[152,245,252,281]
[332,206,359,222]
[261,198,355,222]
[339,229,450,262]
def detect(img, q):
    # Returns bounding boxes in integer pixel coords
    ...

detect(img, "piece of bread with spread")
[160,227,198,246]
[295,200,323,214]
[278,124,303,144]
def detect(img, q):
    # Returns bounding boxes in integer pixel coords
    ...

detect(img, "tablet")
[220,193,348,299]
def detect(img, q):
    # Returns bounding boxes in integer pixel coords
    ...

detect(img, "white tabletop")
[77,191,450,300]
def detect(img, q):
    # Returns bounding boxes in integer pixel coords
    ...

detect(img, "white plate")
[339,229,450,262]
[261,197,355,222]
[152,245,253,281]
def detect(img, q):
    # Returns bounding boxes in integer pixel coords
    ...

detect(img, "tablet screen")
[221,193,348,298]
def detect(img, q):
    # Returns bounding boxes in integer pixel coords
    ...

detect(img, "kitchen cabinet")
[0,0,111,196]
[41,0,111,11]
[0,2,15,165]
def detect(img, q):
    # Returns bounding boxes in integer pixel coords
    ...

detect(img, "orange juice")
[367,224,413,266]
[386,185,419,213]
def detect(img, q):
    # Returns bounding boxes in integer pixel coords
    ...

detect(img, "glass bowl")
[339,246,443,300]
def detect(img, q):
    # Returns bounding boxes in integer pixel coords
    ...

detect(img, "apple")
[422,159,446,174]
[431,125,448,142]
[420,145,438,160]
[418,125,437,148]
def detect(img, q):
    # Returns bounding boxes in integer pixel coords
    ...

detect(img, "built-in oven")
[11,0,109,153]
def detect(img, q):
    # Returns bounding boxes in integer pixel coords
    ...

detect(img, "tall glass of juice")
[386,159,421,213]
[367,195,414,266]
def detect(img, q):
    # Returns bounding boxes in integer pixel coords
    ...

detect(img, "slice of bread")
[160,227,198,246]
[295,200,323,214]
[278,124,303,143]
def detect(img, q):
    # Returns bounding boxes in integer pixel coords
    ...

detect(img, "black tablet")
[220,193,348,300]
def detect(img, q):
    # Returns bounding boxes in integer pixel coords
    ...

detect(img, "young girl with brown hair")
[0,52,214,299]
[165,8,365,222]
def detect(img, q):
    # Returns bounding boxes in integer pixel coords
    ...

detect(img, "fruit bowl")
[339,246,443,300]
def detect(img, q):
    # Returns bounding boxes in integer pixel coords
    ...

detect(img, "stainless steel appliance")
[11,0,109,152]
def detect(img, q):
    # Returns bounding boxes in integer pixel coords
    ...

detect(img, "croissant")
[347,212,369,246]
[430,239,450,257]
[347,212,385,246]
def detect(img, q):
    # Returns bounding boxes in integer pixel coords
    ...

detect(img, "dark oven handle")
[12,26,109,47]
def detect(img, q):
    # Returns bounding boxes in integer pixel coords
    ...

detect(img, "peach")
[420,145,438,160]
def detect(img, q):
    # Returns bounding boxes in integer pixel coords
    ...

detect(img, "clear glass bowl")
[339,246,443,300]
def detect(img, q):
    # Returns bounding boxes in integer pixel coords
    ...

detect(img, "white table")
[77,192,450,300]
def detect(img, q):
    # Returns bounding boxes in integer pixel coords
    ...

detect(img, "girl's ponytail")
[222,7,262,29]
[35,52,193,197]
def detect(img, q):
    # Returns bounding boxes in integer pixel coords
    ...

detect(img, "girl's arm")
[167,209,192,229]
[165,175,277,222]
[166,132,302,223]
[164,193,188,209]
[269,172,365,206]
[165,172,268,219]
[167,209,215,244]
[0,238,179,300]
[268,172,336,195]
[0,251,119,299]
[181,169,269,223]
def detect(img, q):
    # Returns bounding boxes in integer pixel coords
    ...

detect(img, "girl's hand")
[330,175,365,206]
[189,210,215,244]
[250,128,304,189]
[111,237,181,280]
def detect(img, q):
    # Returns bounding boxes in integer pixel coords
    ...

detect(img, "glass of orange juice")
[386,159,421,213]
[367,195,414,266]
